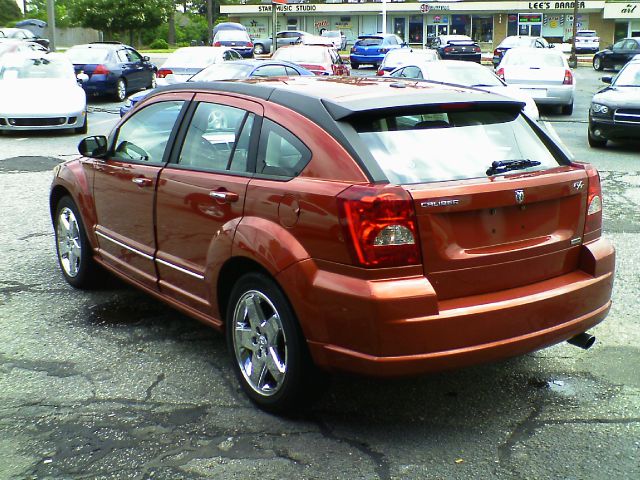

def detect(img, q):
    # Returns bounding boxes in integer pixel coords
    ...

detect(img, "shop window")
[451,15,470,36]
[507,14,518,37]
[615,22,628,41]
[471,16,492,43]
[409,16,423,43]
[394,18,406,40]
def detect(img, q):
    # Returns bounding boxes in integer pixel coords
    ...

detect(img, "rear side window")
[257,119,311,178]
[350,109,562,184]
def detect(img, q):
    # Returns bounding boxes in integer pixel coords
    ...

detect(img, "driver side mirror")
[143,55,150,62]
[601,76,613,84]
[78,135,108,158]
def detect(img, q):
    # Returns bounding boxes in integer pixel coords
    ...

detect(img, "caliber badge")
[515,189,525,204]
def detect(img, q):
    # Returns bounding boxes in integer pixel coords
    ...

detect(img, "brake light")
[93,64,109,75]
[563,69,573,85]
[213,41,222,47]
[247,41,253,47]
[376,69,385,76]
[337,185,421,268]
[157,68,173,78]
[496,67,505,80]
[584,167,602,238]
[474,46,481,53]
[493,49,500,56]
[444,47,453,53]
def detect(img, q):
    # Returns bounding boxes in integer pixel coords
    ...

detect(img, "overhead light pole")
[568,1,580,68]
[46,0,56,51]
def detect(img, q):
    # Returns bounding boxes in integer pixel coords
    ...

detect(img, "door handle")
[132,177,152,187]
[209,190,239,203]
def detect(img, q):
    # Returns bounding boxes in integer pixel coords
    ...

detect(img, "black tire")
[114,78,127,102]
[53,196,102,288]
[226,272,320,413]
[351,61,359,70]
[593,56,603,71]
[253,43,265,55]
[75,116,88,134]
[561,102,574,115]
[588,129,607,148]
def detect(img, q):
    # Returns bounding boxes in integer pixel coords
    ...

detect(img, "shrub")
[149,38,169,50]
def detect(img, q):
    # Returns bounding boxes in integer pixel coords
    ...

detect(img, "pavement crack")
[144,372,166,401]
[498,404,543,465]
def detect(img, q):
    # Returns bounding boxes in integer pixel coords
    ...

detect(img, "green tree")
[0,0,22,26]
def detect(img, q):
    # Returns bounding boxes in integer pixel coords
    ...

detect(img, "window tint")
[126,49,142,62]
[624,40,639,50]
[351,110,561,184]
[285,66,301,76]
[402,66,423,78]
[613,40,626,50]
[257,119,311,178]
[229,114,255,173]
[112,101,184,164]
[253,65,288,77]
[178,102,249,172]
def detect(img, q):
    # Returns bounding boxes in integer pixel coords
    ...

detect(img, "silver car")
[156,46,243,86]
[496,47,575,115]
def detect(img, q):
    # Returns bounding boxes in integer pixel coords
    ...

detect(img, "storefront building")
[221,1,640,49]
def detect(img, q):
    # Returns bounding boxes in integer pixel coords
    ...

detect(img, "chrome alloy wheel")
[56,206,82,277]
[232,290,287,397]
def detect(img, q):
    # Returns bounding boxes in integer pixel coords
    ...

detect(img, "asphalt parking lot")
[0,65,638,479]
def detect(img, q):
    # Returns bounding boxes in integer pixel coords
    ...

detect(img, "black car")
[431,35,481,63]
[593,38,640,71]
[64,42,157,101]
[492,35,551,68]
[588,57,640,148]
[0,27,49,50]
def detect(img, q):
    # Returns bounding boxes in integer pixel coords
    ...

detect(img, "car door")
[89,95,191,288]
[154,94,263,314]
[124,48,148,89]
[607,39,627,68]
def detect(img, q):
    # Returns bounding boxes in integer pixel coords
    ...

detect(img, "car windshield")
[357,37,383,46]
[423,63,503,86]
[577,31,597,37]
[503,51,564,67]
[273,47,327,63]
[215,30,249,42]
[65,47,111,64]
[0,56,74,80]
[189,63,254,81]
[501,37,535,47]
[614,64,640,86]
[166,48,221,67]
[351,109,559,183]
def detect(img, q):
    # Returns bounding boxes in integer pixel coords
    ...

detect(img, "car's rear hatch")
[443,40,478,55]
[353,37,383,56]
[342,99,589,300]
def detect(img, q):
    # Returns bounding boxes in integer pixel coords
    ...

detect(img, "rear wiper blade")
[486,159,541,176]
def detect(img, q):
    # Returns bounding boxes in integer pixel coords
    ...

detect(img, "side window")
[613,40,625,50]
[116,50,129,63]
[625,40,639,50]
[127,49,142,62]
[177,102,249,172]
[112,101,184,164]
[229,114,255,173]
[403,66,423,79]
[285,66,301,76]
[230,50,242,60]
[253,65,288,77]
[257,119,311,178]
[390,67,405,78]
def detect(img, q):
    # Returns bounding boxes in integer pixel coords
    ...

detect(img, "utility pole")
[207,0,213,45]
[46,0,56,51]
[568,1,580,68]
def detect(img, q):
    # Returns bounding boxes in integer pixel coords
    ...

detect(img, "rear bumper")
[441,53,481,63]
[350,54,383,65]
[278,237,615,377]
[517,84,574,106]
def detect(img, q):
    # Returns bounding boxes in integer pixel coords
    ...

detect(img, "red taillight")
[444,46,453,53]
[247,41,253,47]
[493,49,500,56]
[337,185,421,268]
[496,67,505,80]
[474,46,481,53]
[563,69,573,85]
[213,41,222,47]
[376,69,385,76]
[584,166,603,237]
[157,68,173,78]
[93,64,109,75]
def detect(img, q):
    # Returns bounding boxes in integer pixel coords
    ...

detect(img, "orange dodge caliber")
[50,77,615,412]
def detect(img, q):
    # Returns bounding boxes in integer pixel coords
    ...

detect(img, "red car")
[50,77,615,412]
[271,44,350,76]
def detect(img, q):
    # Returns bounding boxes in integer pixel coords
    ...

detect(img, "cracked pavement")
[0,68,639,479]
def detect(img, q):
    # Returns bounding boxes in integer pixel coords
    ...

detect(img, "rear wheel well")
[217,257,274,328]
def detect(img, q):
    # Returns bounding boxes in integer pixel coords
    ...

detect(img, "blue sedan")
[120,59,313,116]
[349,34,407,69]
[65,42,157,101]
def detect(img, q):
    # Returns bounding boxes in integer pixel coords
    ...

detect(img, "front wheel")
[561,102,574,115]
[593,56,603,71]
[253,44,265,55]
[351,61,359,70]
[54,196,102,288]
[226,273,317,412]
[114,78,127,102]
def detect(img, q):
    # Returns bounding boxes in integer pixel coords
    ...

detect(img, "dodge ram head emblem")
[515,189,525,204]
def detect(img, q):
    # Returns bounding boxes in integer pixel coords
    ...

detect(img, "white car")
[156,46,243,86]
[389,60,539,121]
[378,48,440,76]
[0,52,87,133]
[496,47,575,115]
[574,30,600,54]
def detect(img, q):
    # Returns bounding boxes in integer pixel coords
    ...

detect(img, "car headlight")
[591,103,610,115]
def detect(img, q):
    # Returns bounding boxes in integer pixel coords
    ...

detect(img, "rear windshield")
[215,30,250,42]
[65,47,111,64]
[350,109,562,184]
[504,51,564,67]
[501,37,535,47]
[356,37,383,46]
[577,31,597,37]
[273,47,328,63]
